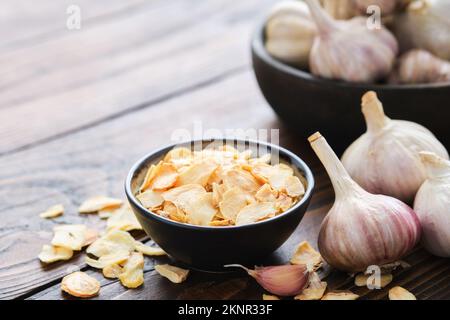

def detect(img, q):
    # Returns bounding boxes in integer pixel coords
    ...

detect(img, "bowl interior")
[127,139,314,229]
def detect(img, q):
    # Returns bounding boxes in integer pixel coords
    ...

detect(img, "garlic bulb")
[265,1,316,68]
[305,0,398,83]
[393,0,450,60]
[320,0,356,19]
[414,152,450,257]
[390,49,450,84]
[225,264,309,296]
[309,132,421,272]
[342,91,449,203]
[354,0,398,15]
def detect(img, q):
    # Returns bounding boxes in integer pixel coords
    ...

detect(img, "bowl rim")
[125,138,315,231]
[252,19,450,90]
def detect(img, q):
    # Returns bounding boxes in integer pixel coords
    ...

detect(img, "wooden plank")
[0,0,147,50]
[0,0,275,155]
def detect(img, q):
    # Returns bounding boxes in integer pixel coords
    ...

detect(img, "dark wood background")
[0,0,448,300]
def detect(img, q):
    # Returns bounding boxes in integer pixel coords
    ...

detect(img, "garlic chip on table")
[389,286,416,300]
[106,204,143,232]
[290,241,322,270]
[118,252,145,289]
[262,294,280,301]
[39,204,64,219]
[38,245,73,263]
[154,264,190,284]
[51,224,88,251]
[321,291,359,300]
[61,272,100,298]
[78,196,122,213]
[354,273,393,288]
[294,272,327,300]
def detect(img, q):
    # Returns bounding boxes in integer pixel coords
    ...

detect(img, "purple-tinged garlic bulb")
[309,132,421,272]
[342,91,448,203]
[305,0,398,83]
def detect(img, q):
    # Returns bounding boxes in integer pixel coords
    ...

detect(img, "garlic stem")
[419,151,450,179]
[305,0,336,35]
[361,91,389,134]
[308,132,361,199]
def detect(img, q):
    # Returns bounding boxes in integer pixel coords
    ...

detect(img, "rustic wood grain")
[0,0,448,300]
[0,0,275,155]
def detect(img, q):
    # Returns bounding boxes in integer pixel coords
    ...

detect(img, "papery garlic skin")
[305,0,398,83]
[309,132,421,272]
[393,0,450,61]
[414,152,450,257]
[390,50,450,84]
[265,1,316,68]
[342,91,449,203]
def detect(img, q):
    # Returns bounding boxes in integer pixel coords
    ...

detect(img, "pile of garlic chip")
[136,145,306,226]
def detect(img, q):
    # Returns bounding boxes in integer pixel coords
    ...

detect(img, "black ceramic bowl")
[125,139,314,269]
[252,22,450,154]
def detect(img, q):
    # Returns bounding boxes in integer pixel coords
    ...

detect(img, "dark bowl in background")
[252,21,450,154]
[125,139,314,270]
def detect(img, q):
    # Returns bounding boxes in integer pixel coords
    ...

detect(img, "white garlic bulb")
[414,152,450,257]
[265,1,316,68]
[305,0,398,83]
[393,0,450,60]
[354,0,398,15]
[309,132,421,272]
[390,49,450,84]
[342,91,449,203]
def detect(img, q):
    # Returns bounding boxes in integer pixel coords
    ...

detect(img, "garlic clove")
[342,91,449,203]
[309,132,421,272]
[305,0,398,83]
[413,152,450,257]
[225,264,309,296]
[389,49,450,84]
[265,1,316,68]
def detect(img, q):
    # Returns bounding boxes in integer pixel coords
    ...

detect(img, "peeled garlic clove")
[225,264,309,296]
[390,49,450,84]
[414,152,450,257]
[309,132,421,272]
[305,0,398,83]
[265,1,316,68]
[342,91,449,203]
[393,0,450,61]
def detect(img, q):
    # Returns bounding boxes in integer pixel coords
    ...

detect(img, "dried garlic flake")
[134,241,167,256]
[290,241,322,269]
[321,291,359,300]
[61,272,100,298]
[389,286,416,300]
[39,204,64,219]
[38,245,73,263]
[263,294,280,300]
[154,264,189,283]
[354,272,393,288]
[51,224,87,251]
[118,252,145,288]
[79,196,122,213]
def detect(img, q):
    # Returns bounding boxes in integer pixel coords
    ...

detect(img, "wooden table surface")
[0,0,448,300]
